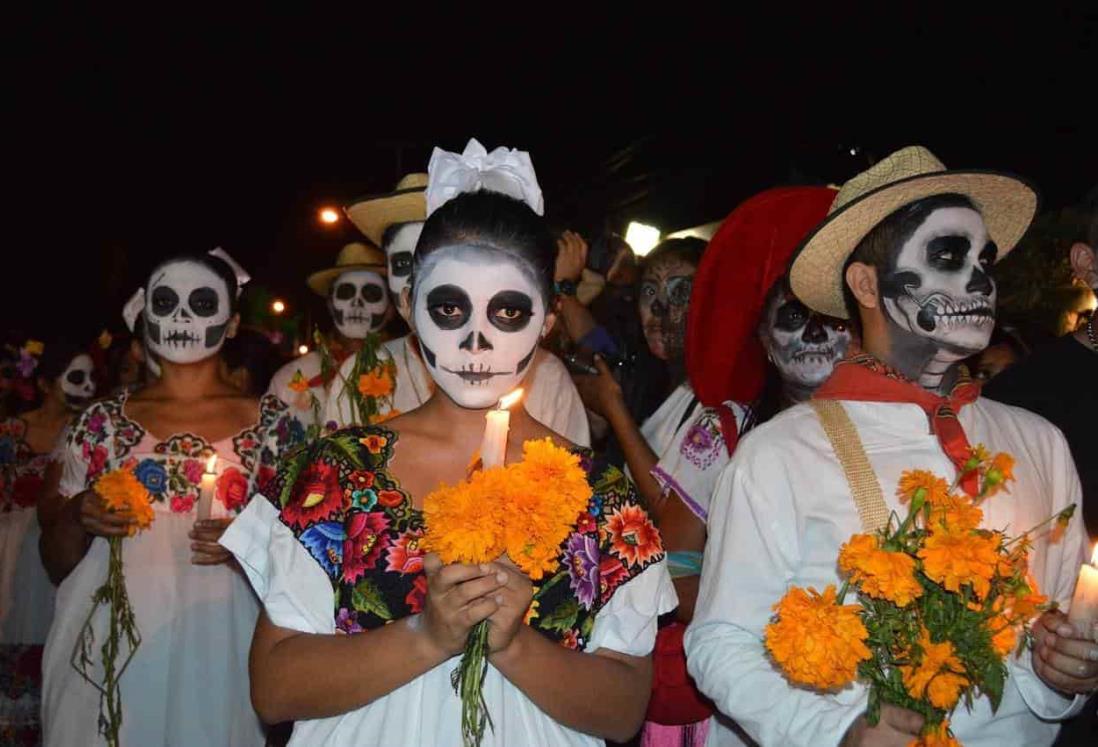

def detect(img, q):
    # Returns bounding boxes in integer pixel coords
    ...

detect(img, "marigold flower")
[838,534,923,607]
[897,470,950,505]
[95,468,155,534]
[765,585,870,691]
[918,527,1000,599]
[983,452,1016,497]
[909,720,961,747]
[900,627,968,709]
[288,370,310,393]
[989,615,1018,657]
[358,367,394,398]
[928,494,984,533]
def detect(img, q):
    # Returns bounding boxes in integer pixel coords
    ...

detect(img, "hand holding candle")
[197,453,218,521]
[480,389,523,469]
[1068,542,1098,629]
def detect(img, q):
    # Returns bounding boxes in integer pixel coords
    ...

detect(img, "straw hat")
[344,173,428,246]
[789,146,1038,319]
[307,242,387,296]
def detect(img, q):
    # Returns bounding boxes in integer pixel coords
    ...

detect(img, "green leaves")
[539,599,579,633]
[351,578,392,621]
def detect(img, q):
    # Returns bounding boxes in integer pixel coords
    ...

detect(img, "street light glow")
[271,300,286,314]
[298,344,309,355]
[624,221,661,256]
[319,207,340,225]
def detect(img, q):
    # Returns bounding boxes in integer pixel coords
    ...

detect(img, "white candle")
[196,453,218,520]
[479,389,523,470]
[1068,543,1098,627]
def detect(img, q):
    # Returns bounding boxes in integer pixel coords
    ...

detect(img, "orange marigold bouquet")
[764,447,1074,746]
[422,438,592,747]
[72,467,156,747]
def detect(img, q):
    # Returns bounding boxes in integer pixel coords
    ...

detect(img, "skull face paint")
[329,270,389,339]
[384,222,424,299]
[60,353,96,409]
[638,256,696,361]
[413,245,545,409]
[763,286,852,392]
[879,207,997,359]
[145,261,233,364]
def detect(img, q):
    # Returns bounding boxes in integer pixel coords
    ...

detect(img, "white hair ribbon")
[208,247,251,298]
[122,287,145,332]
[426,138,544,217]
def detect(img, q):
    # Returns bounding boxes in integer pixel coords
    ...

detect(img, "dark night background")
[6,7,1096,345]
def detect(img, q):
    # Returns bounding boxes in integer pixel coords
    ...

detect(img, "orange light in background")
[298,345,309,355]
[271,299,286,314]
[319,207,340,225]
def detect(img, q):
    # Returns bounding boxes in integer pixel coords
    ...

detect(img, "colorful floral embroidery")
[0,418,49,512]
[65,393,300,517]
[679,410,725,470]
[270,426,665,651]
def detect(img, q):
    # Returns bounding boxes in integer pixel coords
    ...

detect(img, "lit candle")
[480,389,523,470]
[1068,543,1098,627]
[196,453,218,521]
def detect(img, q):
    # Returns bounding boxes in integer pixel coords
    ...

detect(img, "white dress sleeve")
[585,559,677,657]
[684,458,866,747]
[652,401,747,522]
[220,497,336,635]
[57,412,99,499]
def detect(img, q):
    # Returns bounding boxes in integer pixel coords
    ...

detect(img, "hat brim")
[789,170,1038,319]
[345,188,427,246]
[307,264,387,297]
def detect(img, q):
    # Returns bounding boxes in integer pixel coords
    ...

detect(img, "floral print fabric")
[266,426,665,650]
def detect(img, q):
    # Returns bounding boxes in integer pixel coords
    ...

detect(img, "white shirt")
[685,397,1088,747]
[325,335,592,447]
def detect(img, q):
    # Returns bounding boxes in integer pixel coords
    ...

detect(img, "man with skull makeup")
[686,147,1094,747]
[267,241,392,437]
[334,167,590,445]
[0,340,97,744]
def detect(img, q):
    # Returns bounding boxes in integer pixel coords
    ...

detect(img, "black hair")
[220,328,279,396]
[642,237,707,272]
[146,253,241,315]
[37,339,87,383]
[415,190,557,305]
[841,193,977,319]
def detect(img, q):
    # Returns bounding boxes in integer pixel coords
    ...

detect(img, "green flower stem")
[451,620,493,747]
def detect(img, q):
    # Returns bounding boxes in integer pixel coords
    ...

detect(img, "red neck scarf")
[813,354,983,496]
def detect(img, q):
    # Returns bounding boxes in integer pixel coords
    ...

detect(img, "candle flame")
[1091,543,1098,566]
[498,389,524,410]
[205,454,218,474]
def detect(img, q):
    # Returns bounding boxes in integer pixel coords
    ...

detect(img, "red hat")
[686,186,837,449]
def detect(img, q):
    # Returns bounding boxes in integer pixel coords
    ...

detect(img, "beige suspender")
[809,400,891,533]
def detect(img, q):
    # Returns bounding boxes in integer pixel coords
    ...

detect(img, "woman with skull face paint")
[220,182,676,747]
[36,252,303,747]
[0,340,97,745]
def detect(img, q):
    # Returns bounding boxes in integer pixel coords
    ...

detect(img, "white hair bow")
[426,138,544,217]
[121,247,251,332]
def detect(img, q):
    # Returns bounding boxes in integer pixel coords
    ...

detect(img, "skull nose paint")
[459,331,493,352]
[651,298,669,318]
[966,267,994,296]
[802,317,828,344]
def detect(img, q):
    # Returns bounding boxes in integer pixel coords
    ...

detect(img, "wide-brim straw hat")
[344,173,428,246]
[789,145,1038,319]
[307,242,388,296]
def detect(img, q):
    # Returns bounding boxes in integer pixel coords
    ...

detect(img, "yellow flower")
[288,370,310,393]
[983,452,1016,497]
[359,434,388,454]
[989,615,1018,657]
[368,409,401,425]
[838,534,923,607]
[765,585,870,691]
[95,469,154,535]
[897,470,950,505]
[928,494,984,532]
[900,627,968,710]
[918,527,1000,599]
[909,720,961,747]
[24,339,45,356]
[98,330,113,350]
[523,599,540,625]
[358,367,394,398]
